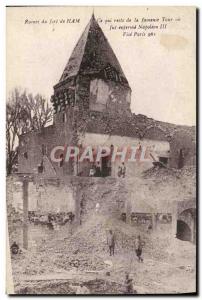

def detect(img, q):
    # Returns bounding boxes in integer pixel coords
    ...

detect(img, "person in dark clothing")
[135,235,144,262]
[118,163,126,178]
[47,213,54,230]
[11,242,19,255]
[121,162,126,178]
[147,221,153,233]
[107,230,115,256]
[68,212,75,234]
[48,213,53,223]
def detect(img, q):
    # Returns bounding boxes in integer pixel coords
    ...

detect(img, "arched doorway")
[176,208,196,243]
[176,220,192,241]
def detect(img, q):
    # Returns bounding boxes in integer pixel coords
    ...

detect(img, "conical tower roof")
[59,14,129,87]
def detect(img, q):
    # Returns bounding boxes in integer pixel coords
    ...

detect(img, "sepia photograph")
[6,6,197,295]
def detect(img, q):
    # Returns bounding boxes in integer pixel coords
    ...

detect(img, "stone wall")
[7,175,127,225]
[7,175,128,249]
[76,75,91,111]
[18,110,74,176]
[78,132,170,178]
[8,168,195,250]
[7,176,76,214]
[18,126,170,179]
[28,180,75,213]
[169,129,196,169]
[89,78,131,114]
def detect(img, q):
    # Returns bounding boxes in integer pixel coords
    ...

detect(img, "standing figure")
[121,162,126,178]
[118,163,126,178]
[69,212,75,234]
[107,230,115,256]
[47,213,53,228]
[118,166,122,177]
[134,235,144,262]
[147,221,153,233]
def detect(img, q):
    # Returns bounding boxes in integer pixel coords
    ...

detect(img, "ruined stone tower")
[51,14,131,120]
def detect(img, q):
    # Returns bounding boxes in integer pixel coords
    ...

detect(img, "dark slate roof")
[59,14,129,86]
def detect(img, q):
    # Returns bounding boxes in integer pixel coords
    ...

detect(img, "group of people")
[107,230,144,263]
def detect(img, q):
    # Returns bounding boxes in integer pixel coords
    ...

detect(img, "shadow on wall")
[176,220,192,241]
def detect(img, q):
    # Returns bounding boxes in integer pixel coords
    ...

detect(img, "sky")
[6,6,196,126]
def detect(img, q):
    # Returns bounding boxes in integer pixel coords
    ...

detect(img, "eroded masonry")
[7,13,196,294]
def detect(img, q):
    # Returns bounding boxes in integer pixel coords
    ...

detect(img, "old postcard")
[6,6,196,295]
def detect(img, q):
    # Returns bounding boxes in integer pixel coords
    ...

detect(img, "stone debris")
[7,166,196,294]
[10,212,196,294]
[104,260,113,267]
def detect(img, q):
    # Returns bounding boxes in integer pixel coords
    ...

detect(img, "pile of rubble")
[143,165,196,181]
[51,214,171,271]
[141,165,196,207]
[11,208,196,295]
[11,211,173,279]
